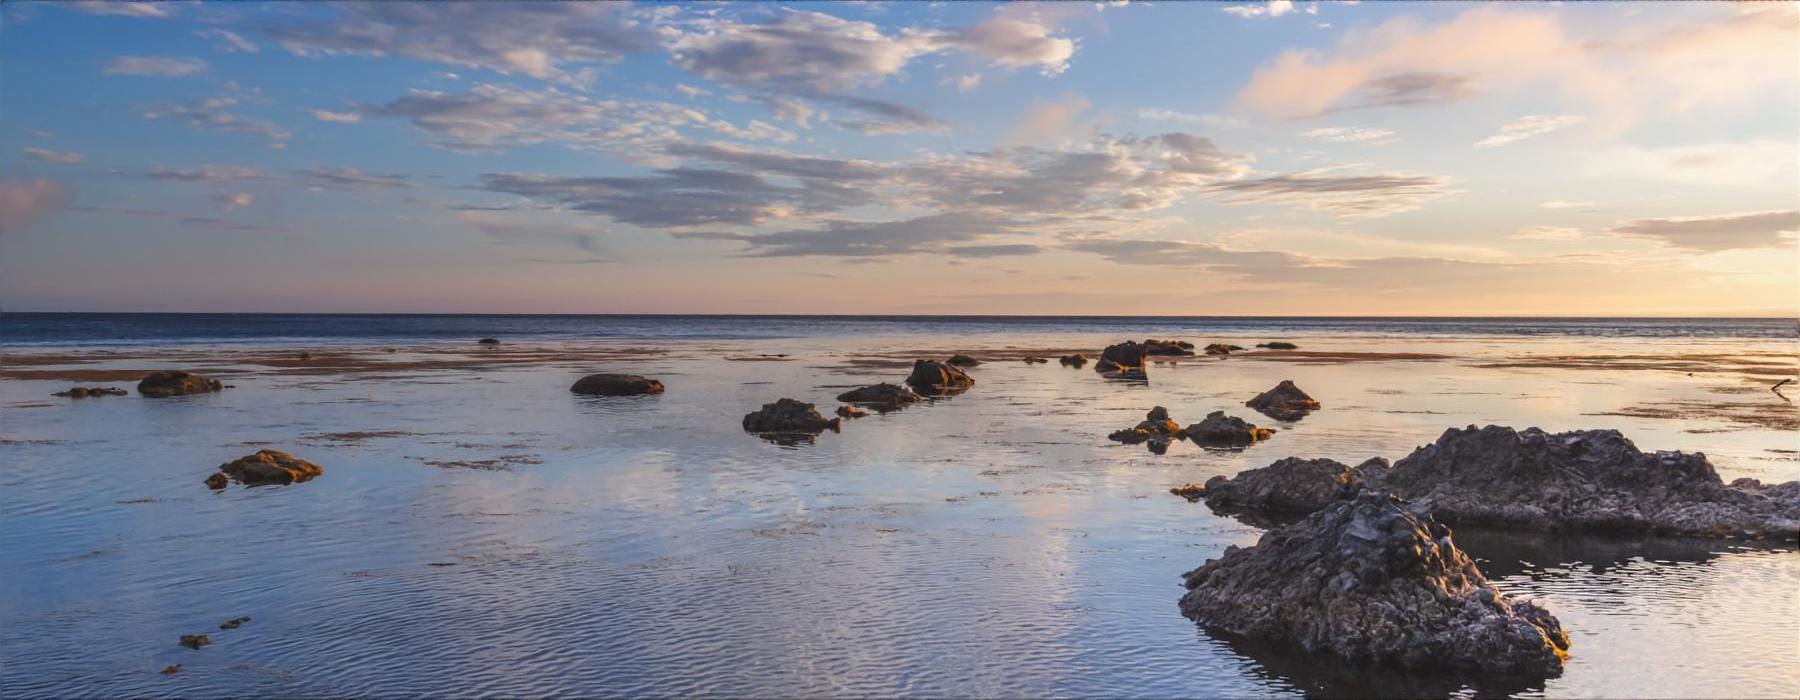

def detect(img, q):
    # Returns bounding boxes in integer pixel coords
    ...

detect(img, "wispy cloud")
[1475,115,1583,148]
[141,97,290,147]
[22,148,85,164]
[1302,126,1397,144]
[1206,167,1452,218]
[104,56,208,78]
[1611,211,1799,252]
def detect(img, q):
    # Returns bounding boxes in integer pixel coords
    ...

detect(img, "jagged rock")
[1181,492,1569,675]
[905,359,974,393]
[179,634,210,650]
[478,338,500,345]
[570,373,664,396]
[215,450,323,487]
[1109,406,1183,445]
[837,383,924,411]
[1257,341,1299,350]
[54,386,127,398]
[1368,426,1800,540]
[1202,457,1388,513]
[1204,343,1246,356]
[1143,339,1196,356]
[1170,483,1207,501]
[836,405,868,419]
[1246,380,1320,421]
[1022,356,1049,364]
[137,371,223,398]
[947,354,981,367]
[1184,410,1277,446]
[1059,353,1087,368]
[742,398,840,436]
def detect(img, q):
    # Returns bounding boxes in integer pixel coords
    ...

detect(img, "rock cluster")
[742,398,841,439]
[137,371,223,398]
[905,359,974,394]
[1059,353,1088,368]
[1245,380,1320,421]
[1143,339,1196,356]
[54,386,128,398]
[209,450,324,488]
[837,383,924,411]
[1184,411,1277,446]
[570,373,665,396]
[1180,492,1570,675]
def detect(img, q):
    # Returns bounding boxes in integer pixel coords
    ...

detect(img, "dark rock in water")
[1204,343,1246,356]
[1246,380,1320,421]
[1022,356,1049,364]
[1202,457,1388,513]
[570,373,665,396]
[179,634,210,650]
[836,405,868,419]
[905,359,974,393]
[1180,492,1569,675]
[1143,339,1196,356]
[219,616,251,630]
[1170,483,1207,501]
[742,398,841,438]
[137,371,223,398]
[215,450,323,487]
[1059,353,1087,368]
[161,664,183,675]
[1109,406,1183,446]
[1098,341,1148,372]
[1369,426,1800,540]
[1184,411,1276,446]
[204,472,229,490]
[478,338,500,345]
[54,386,127,398]
[947,354,981,367]
[836,383,923,411]
[1257,341,1299,350]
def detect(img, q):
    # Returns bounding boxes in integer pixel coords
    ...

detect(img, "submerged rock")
[1143,339,1196,356]
[137,371,223,398]
[1180,492,1569,675]
[1059,353,1088,368]
[1204,343,1245,356]
[179,634,210,650]
[478,338,500,345]
[1184,411,1277,446]
[1022,356,1049,364]
[215,450,323,487]
[1201,457,1387,513]
[161,664,183,675]
[836,405,869,419]
[219,616,251,630]
[742,398,841,438]
[947,354,982,367]
[54,386,128,398]
[1170,483,1207,501]
[905,359,974,393]
[1245,380,1320,421]
[1257,341,1299,350]
[570,373,665,396]
[836,383,924,411]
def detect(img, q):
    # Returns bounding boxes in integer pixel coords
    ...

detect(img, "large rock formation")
[905,359,974,394]
[138,371,223,398]
[837,383,923,411]
[742,398,841,438]
[1184,411,1276,446]
[1245,380,1320,421]
[211,450,323,487]
[1180,492,1569,675]
[570,373,665,396]
[1200,457,1388,513]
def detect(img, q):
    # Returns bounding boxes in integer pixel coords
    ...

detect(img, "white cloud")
[65,1,170,18]
[22,148,85,164]
[141,97,290,146]
[1540,200,1594,210]
[1301,126,1398,144]
[104,56,209,77]
[214,192,254,212]
[1205,166,1453,219]
[1509,225,1587,241]
[311,109,363,123]
[1137,108,1247,130]
[1611,211,1800,252]
[196,29,258,53]
[1222,1,1295,19]
[1474,114,1583,148]
[956,73,983,92]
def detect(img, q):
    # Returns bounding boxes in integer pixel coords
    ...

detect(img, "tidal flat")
[2,329,1796,698]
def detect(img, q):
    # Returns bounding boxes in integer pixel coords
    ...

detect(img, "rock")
[570,373,665,396]
[161,665,182,675]
[478,338,500,345]
[215,450,323,487]
[1201,457,1388,513]
[204,472,229,490]
[947,354,981,367]
[1245,380,1320,421]
[836,405,868,419]
[1257,341,1299,350]
[1110,406,1183,445]
[1143,339,1196,356]
[54,386,127,398]
[905,359,974,393]
[1204,343,1245,356]
[219,616,251,630]
[179,634,210,650]
[836,383,924,411]
[1181,492,1569,675]
[1098,341,1148,372]
[1059,353,1087,368]
[742,398,841,436]
[137,371,223,398]
[1369,426,1800,540]
[1022,356,1049,364]
[1184,411,1276,446]
[1170,483,1207,501]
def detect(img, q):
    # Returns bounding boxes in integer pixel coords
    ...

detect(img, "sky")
[0,0,1795,316]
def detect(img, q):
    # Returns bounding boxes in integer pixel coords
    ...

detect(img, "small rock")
[204,472,229,490]
[1022,356,1049,364]
[1203,343,1245,356]
[137,371,224,398]
[837,383,924,411]
[216,450,323,487]
[179,634,210,650]
[1184,410,1276,446]
[742,398,840,438]
[1245,380,1320,421]
[570,373,664,396]
[219,616,251,630]
[54,386,128,398]
[1143,339,1196,356]
[477,338,500,345]
[1256,341,1299,350]
[161,664,183,675]
[947,354,981,367]
[1170,483,1206,501]
[836,405,869,419]
[1059,353,1087,368]
[1110,406,1182,446]
[904,359,974,394]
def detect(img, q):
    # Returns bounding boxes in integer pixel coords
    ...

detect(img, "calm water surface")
[2,321,1796,697]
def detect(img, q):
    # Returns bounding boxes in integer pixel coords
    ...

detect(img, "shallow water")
[2,329,1797,698]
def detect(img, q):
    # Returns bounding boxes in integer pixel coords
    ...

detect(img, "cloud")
[1583,140,1794,189]
[196,29,258,53]
[266,2,651,84]
[480,169,805,229]
[1540,200,1594,210]
[104,56,208,77]
[1205,167,1452,218]
[1064,238,1305,268]
[141,97,290,146]
[1002,94,1092,148]
[296,168,414,191]
[675,212,1028,258]
[1301,126,1397,144]
[65,1,170,18]
[0,178,70,235]
[1509,225,1587,242]
[1138,108,1247,130]
[1475,114,1583,147]
[214,192,253,212]
[146,164,278,183]
[953,14,1077,76]
[956,73,983,92]
[22,148,84,164]
[1610,211,1799,252]
[310,109,362,123]
[1221,1,1295,19]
